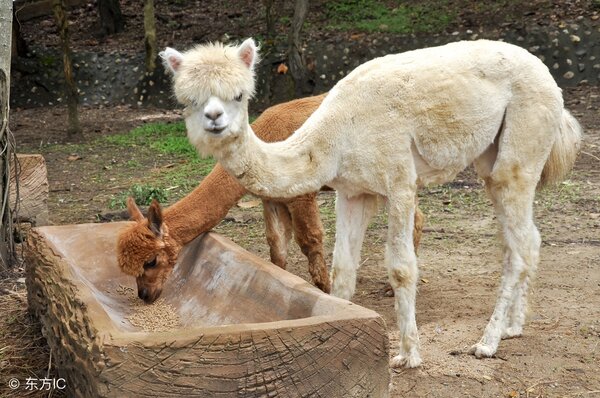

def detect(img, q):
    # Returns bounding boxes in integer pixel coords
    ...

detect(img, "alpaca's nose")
[138,288,148,300]
[204,110,223,121]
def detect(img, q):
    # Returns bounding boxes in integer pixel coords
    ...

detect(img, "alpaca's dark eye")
[143,258,157,270]
[234,93,243,102]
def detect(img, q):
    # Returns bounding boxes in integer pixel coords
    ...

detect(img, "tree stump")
[9,154,49,225]
[26,222,390,397]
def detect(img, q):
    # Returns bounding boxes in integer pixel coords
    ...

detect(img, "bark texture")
[9,154,49,225]
[288,0,312,95]
[97,0,123,36]
[143,0,157,73]
[1,0,13,268]
[26,223,390,397]
[52,0,81,135]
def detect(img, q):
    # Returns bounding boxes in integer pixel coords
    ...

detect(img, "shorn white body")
[161,39,582,368]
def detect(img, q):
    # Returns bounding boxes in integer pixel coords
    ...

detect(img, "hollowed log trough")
[25,222,390,397]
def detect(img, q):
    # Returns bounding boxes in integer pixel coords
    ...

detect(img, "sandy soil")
[3,0,600,393]
[4,85,599,397]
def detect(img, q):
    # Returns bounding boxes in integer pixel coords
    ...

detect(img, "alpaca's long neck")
[163,164,246,245]
[218,124,337,199]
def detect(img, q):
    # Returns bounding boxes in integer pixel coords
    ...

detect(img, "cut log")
[26,223,390,397]
[9,154,49,225]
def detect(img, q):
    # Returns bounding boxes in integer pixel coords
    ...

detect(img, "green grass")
[102,121,218,208]
[325,0,455,34]
[104,121,199,158]
[110,183,169,209]
[38,116,266,211]
[537,180,586,212]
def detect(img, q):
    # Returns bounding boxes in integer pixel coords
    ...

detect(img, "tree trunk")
[97,0,123,36]
[52,0,81,136]
[143,0,157,73]
[0,0,14,269]
[288,0,312,96]
[9,155,49,226]
[263,0,276,40]
[12,7,28,58]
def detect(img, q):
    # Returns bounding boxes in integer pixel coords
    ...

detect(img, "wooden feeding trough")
[25,222,390,397]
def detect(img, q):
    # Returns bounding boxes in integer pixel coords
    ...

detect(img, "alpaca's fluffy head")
[160,39,259,157]
[117,198,181,304]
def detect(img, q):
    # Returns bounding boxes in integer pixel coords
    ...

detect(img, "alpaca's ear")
[126,197,144,222]
[160,47,183,74]
[147,199,163,237]
[238,38,258,70]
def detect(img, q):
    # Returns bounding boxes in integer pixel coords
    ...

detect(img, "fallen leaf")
[277,63,288,74]
[67,154,82,161]
[237,199,262,209]
[508,390,519,398]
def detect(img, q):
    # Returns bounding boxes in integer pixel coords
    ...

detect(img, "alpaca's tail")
[539,109,583,187]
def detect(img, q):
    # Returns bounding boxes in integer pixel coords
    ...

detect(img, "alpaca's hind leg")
[330,192,379,300]
[471,171,540,358]
[287,193,331,293]
[263,200,293,269]
[386,192,421,368]
[502,240,538,339]
[383,201,425,296]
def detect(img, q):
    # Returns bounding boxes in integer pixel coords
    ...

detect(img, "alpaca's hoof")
[470,343,496,359]
[390,352,422,368]
[501,326,523,340]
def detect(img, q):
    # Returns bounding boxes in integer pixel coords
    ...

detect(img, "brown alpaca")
[117,94,424,303]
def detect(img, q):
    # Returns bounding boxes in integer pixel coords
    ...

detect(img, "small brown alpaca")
[117,94,424,303]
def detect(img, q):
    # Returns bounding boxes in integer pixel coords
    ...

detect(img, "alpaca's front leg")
[386,196,422,368]
[330,192,379,300]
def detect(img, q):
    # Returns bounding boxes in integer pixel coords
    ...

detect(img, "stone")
[563,71,575,79]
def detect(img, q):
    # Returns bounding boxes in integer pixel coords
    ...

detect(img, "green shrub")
[325,0,454,34]
[110,184,169,209]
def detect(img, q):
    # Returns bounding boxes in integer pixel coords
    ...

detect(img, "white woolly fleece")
[172,42,258,106]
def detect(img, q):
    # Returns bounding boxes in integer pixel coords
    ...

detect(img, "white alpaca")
[160,39,582,368]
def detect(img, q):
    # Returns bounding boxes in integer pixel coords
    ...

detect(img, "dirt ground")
[2,84,599,397]
[2,0,600,396]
